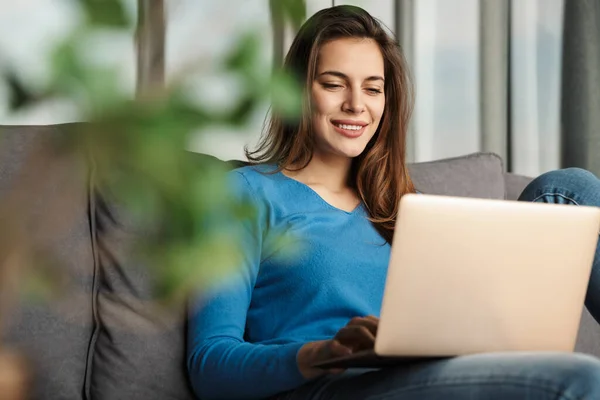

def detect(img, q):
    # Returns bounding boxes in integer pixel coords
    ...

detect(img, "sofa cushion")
[0,124,95,400]
[408,152,506,199]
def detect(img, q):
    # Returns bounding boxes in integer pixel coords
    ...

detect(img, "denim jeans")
[281,168,600,400]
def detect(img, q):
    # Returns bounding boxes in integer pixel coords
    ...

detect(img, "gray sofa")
[1,123,599,400]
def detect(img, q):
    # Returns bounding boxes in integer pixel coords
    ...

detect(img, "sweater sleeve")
[187,171,308,400]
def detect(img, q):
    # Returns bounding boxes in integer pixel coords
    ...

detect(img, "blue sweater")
[187,165,391,400]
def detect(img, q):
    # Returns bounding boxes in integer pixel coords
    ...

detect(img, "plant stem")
[136,0,166,99]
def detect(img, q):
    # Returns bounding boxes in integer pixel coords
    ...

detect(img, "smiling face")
[310,37,386,160]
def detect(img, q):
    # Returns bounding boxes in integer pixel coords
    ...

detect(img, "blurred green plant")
[0,0,305,307]
[270,0,307,31]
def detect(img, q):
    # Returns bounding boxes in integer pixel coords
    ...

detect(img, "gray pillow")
[409,152,506,199]
[90,185,195,400]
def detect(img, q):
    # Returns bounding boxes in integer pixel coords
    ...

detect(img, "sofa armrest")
[504,172,533,200]
[576,308,600,357]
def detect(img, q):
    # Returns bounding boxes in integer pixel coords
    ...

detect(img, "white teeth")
[337,124,363,131]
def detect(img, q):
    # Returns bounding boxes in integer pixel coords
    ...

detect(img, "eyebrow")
[318,70,385,83]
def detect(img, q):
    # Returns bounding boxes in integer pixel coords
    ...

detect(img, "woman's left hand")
[333,315,379,353]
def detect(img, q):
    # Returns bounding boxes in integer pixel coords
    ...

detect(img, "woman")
[188,5,600,400]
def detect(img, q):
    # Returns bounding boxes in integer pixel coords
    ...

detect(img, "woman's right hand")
[296,316,379,379]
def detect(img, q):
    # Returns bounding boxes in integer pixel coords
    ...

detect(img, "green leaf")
[79,0,131,27]
[3,70,40,110]
[224,33,262,74]
[270,0,306,31]
[49,38,86,96]
[283,0,306,30]
[270,70,303,118]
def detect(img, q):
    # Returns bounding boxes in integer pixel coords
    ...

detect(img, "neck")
[285,152,353,191]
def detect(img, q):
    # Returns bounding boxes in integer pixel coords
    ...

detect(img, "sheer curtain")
[413,0,480,163]
[561,0,600,176]
[511,0,564,176]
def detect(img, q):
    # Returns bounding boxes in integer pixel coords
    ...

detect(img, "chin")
[317,136,371,159]
[336,145,368,159]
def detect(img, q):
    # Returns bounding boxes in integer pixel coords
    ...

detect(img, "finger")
[347,317,378,337]
[327,367,346,375]
[323,341,349,375]
[334,326,375,351]
[328,339,352,358]
[340,326,375,351]
[364,315,379,323]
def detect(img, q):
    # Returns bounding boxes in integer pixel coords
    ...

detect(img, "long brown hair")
[246,5,416,243]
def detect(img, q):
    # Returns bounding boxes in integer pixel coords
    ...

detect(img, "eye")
[366,88,383,95]
[322,83,344,90]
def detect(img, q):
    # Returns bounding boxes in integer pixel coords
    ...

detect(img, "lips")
[331,119,368,138]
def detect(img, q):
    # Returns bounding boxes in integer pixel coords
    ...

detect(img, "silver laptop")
[315,193,600,369]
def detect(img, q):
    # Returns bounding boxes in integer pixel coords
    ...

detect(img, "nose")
[342,88,365,114]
